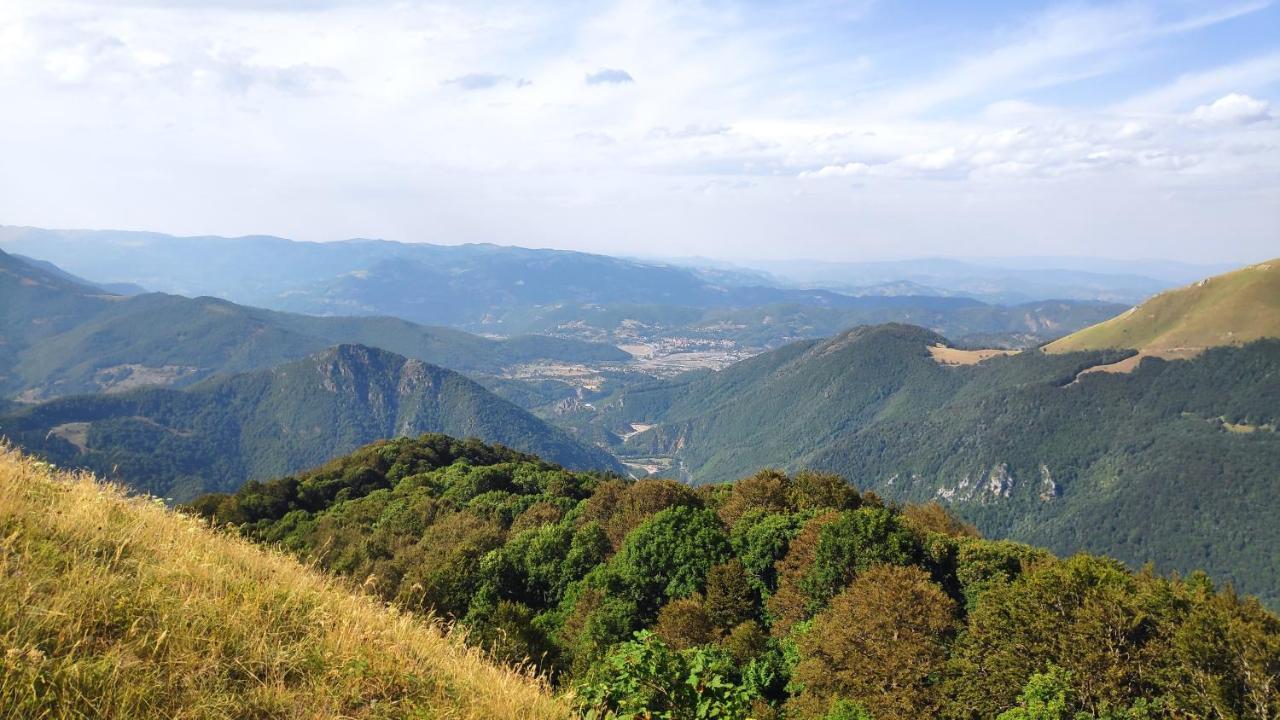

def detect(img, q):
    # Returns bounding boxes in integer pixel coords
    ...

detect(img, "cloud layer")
[0,0,1277,263]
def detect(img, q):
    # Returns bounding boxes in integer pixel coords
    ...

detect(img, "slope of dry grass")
[0,446,569,720]
[1046,259,1280,356]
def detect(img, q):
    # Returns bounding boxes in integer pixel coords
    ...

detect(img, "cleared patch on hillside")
[928,343,1020,366]
[47,422,91,452]
[1071,346,1203,378]
[93,363,199,393]
[0,447,568,719]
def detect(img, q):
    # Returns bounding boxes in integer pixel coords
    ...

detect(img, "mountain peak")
[817,323,950,355]
[1045,258,1280,358]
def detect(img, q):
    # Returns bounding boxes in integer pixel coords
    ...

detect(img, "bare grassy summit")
[1046,259,1280,358]
[0,446,567,720]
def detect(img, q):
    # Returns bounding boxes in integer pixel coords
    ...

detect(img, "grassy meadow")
[0,446,568,720]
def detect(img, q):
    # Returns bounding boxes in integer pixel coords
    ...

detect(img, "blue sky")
[0,0,1276,262]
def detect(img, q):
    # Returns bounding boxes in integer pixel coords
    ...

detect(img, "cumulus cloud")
[1116,121,1154,140]
[1190,93,1273,126]
[0,0,1276,262]
[442,72,530,90]
[648,124,729,139]
[585,68,634,85]
[896,147,961,172]
[27,21,342,94]
[798,162,872,179]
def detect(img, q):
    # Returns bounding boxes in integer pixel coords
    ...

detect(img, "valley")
[2,235,1277,718]
[7,3,1279,715]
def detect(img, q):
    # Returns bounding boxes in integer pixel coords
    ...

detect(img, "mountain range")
[0,247,627,402]
[0,343,620,501]
[734,256,1234,304]
[0,227,1132,348]
[581,262,1280,604]
[3,231,1277,606]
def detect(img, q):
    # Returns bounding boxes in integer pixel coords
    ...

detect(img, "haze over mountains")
[2,226,1139,349]
[2,229,1279,608]
[0,246,627,402]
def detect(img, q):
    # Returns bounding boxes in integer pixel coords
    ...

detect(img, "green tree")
[608,506,732,620]
[802,507,920,615]
[790,564,956,720]
[705,559,760,631]
[655,596,717,650]
[575,631,753,720]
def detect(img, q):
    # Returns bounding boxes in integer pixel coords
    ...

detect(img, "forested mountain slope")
[0,248,626,401]
[0,344,621,500]
[0,447,566,719]
[188,434,1280,719]
[609,323,1280,604]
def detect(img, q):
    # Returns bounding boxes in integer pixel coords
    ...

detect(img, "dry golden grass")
[1046,259,1280,356]
[927,343,1019,366]
[0,446,569,720]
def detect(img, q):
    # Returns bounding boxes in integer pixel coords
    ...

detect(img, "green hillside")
[0,344,621,500]
[1046,259,1280,356]
[595,324,1280,605]
[0,446,568,719]
[187,433,1280,719]
[0,248,628,402]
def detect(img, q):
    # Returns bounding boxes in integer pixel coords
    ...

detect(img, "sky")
[0,0,1277,263]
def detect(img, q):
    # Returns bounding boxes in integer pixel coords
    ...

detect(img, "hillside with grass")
[188,434,1280,719]
[0,344,621,501]
[1045,259,1280,357]
[0,446,567,719]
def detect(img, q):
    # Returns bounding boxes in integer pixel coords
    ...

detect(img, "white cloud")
[1117,52,1280,114]
[798,162,872,179]
[443,73,531,90]
[1190,93,1273,126]
[896,147,961,172]
[584,67,633,85]
[1116,121,1153,140]
[0,0,1275,263]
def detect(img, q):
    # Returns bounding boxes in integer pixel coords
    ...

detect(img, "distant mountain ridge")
[731,256,1223,304]
[0,227,1135,346]
[0,247,627,402]
[0,343,621,500]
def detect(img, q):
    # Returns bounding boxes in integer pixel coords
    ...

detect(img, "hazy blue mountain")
[0,227,832,315]
[2,227,1146,335]
[0,248,627,402]
[0,344,622,501]
[498,298,1126,349]
[733,256,1207,304]
[11,253,147,295]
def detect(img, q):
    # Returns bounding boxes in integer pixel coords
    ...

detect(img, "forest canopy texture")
[191,434,1280,720]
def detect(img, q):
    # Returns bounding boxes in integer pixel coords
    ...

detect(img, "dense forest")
[0,345,619,500]
[593,326,1280,606]
[191,434,1280,719]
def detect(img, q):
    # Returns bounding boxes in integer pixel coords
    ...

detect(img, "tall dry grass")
[0,446,569,719]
